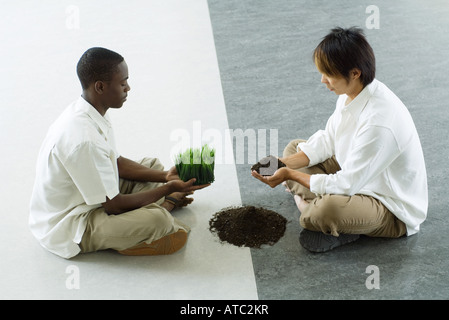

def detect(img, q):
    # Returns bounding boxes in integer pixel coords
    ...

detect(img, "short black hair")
[76,47,124,90]
[313,27,376,87]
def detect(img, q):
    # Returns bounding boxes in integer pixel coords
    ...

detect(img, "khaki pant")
[79,158,190,253]
[284,139,406,238]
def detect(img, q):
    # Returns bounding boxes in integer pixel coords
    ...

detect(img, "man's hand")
[166,166,180,182]
[167,178,210,193]
[252,167,311,190]
[251,167,291,188]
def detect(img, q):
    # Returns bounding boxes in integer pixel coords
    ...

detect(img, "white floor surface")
[0,0,258,300]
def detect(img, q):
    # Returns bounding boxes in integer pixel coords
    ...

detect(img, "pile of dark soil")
[209,206,287,248]
[251,155,286,176]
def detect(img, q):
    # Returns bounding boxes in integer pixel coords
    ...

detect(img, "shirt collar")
[75,96,112,136]
[343,79,379,119]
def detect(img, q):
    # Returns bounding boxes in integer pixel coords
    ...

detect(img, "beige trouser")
[79,158,190,253]
[284,139,406,238]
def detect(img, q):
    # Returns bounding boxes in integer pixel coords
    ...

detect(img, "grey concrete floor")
[208,0,449,299]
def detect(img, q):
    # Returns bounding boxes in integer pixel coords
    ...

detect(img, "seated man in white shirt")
[252,27,428,252]
[29,47,209,259]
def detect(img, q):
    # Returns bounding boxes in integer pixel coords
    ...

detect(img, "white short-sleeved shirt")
[299,79,428,235]
[29,97,120,258]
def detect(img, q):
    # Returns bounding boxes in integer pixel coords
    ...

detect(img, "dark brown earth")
[251,155,286,176]
[209,206,288,248]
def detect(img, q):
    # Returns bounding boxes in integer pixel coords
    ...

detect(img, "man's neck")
[81,92,107,116]
[345,82,364,106]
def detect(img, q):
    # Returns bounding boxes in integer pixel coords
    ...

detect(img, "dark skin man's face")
[81,60,131,116]
[102,61,130,110]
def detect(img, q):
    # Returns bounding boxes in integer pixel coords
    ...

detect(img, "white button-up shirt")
[29,97,120,258]
[299,79,428,235]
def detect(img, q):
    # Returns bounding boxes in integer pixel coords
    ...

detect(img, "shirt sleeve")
[310,124,401,196]
[63,141,120,205]
[298,110,338,166]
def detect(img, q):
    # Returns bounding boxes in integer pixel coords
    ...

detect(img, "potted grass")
[174,144,216,185]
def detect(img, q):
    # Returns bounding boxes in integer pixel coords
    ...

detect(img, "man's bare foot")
[294,194,309,213]
[162,192,194,212]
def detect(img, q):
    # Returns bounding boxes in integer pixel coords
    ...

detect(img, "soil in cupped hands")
[251,155,286,176]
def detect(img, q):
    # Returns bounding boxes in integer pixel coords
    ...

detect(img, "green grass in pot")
[175,145,215,185]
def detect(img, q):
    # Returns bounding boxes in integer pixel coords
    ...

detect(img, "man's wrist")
[163,181,175,194]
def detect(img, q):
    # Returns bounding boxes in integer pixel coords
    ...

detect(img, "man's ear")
[94,81,105,94]
[350,68,362,80]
